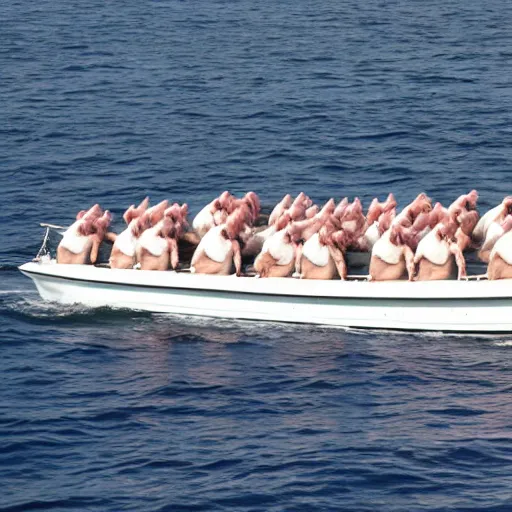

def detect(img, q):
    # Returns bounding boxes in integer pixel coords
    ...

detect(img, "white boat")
[18,259,512,333]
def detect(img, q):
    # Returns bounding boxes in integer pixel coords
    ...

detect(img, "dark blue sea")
[2,1,512,510]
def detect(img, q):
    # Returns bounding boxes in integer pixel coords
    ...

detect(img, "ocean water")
[2,0,512,510]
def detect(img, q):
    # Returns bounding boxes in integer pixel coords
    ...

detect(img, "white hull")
[18,261,512,332]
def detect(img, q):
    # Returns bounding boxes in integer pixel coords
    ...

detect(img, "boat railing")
[462,274,488,281]
[174,266,369,280]
[34,223,66,262]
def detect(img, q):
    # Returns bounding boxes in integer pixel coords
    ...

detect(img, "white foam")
[493,340,512,346]
[0,290,37,295]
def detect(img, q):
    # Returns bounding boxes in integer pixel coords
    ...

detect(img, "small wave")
[42,131,68,139]
[297,379,338,390]
[409,74,476,84]
[343,130,410,141]
[427,406,487,417]
[61,44,89,50]
[1,497,105,512]
[0,264,20,272]
[113,156,152,165]
[61,64,87,72]
[71,155,113,164]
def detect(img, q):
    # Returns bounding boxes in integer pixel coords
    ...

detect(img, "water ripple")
[3,0,512,510]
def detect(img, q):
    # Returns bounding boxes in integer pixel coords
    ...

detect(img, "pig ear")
[386,193,397,209]
[84,204,103,220]
[503,196,512,212]
[502,215,512,233]
[92,213,110,237]
[450,206,463,223]
[332,229,347,248]
[132,215,149,237]
[246,192,260,212]
[134,217,146,237]
[324,198,336,214]
[440,220,457,240]
[399,214,413,228]
[276,213,291,231]
[138,197,150,210]
[148,200,169,224]
[123,205,136,225]
[76,210,87,220]
[306,205,319,218]
[88,204,100,215]
[104,212,112,228]
[389,225,402,245]
[78,219,94,236]
[378,211,393,234]
[460,210,479,234]
[467,190,478,208]
[161,217,173,236]
[237,205,251,231]
[334,198,348,218]
[367,198,379,217]
[164,204,174,218]
[128,197,150,221]
[292,192,305,207]
[413,212,430,231]
[328,214,341,230]
[93,212,109,230]
[398,228,406,246]
[318,225,332,245]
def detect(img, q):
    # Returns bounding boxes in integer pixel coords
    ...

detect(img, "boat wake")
[0,289,37,295]
[2,291,511,343]
[5,259,512,342]
[0,294,152,324]
[151,312,346,339]
[492,339,512,347]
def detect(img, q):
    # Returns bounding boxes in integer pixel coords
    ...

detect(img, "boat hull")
[18,261,512,332]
